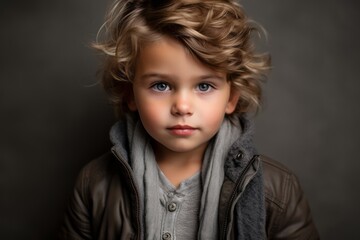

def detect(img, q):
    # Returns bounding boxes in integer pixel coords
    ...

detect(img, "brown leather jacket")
[262,156,319,239]
[60,152,319,240]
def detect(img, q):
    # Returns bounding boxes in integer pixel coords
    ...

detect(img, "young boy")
[61,0,319,239]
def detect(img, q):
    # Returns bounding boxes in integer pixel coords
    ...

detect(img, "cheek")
[201,106,226,130]
[137,101,166,127]
[199,97,229,130]
[208,112,225,129]
[139,106,157,121]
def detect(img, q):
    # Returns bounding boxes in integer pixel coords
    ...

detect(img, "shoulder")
[60,152,135,239]
[261,155,298,209]
[80,152,116,176]
[78,152,116,182]
[73,152,121,198]
[260,155,319,239]
[60,153,117,239]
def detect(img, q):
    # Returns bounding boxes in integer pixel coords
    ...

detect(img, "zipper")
[221,155,260,240]
[111,149,142,240]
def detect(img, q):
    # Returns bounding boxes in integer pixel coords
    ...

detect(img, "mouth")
[167,125,198,136]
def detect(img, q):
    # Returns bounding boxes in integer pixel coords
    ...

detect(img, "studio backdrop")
[0,0,359,239]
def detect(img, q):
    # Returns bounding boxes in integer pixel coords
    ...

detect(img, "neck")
[152,141,207,187]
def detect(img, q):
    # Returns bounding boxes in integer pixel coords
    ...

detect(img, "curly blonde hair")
[93,0,270,116]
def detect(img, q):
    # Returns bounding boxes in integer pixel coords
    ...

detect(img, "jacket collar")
[224,115,258,182]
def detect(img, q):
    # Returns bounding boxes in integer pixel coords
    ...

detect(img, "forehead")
[135,36,225,79]
[138,36,190,65]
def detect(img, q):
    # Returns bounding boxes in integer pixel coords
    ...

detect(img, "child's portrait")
[60,0,317,238]
[1,0,359,239]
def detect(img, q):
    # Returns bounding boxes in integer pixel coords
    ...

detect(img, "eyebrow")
[139,73,225,81]
[139,73,168,80]
[199,74,225,81]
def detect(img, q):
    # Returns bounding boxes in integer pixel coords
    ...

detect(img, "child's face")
[129,36,239,156]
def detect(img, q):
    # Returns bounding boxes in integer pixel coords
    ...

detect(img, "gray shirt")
[157,169,202,240]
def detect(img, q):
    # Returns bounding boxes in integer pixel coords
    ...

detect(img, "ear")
[126,87,138,111]
[225,88,240,114]
[127,99,137,111]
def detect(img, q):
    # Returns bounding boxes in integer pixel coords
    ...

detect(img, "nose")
[171,91,193,116]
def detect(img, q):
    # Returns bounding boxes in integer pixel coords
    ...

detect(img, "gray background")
[0,0,359,239]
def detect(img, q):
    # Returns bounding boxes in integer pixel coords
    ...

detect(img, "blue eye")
[197,83,212,92]
[152,82,170,92]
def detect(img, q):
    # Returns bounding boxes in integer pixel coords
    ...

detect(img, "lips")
[167,125,198,136]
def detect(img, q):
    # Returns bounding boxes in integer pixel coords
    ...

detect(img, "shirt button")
[236,152,243,159]
[168,202,177,212]
[162,232,171,240]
